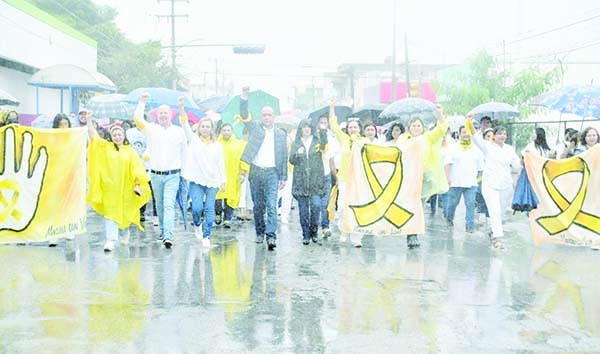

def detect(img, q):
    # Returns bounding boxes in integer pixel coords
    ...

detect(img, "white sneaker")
[103,240,115,252]
[202,237,211,248]
[194,224,203,239]
[153,216,159,227]
[339,234,348,243]
[352,240,362,248]
[591,244,600,251]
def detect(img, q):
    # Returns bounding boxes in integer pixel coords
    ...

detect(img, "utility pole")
[391,0,397,101]
[404,32,410,97]
[157,0,188,89]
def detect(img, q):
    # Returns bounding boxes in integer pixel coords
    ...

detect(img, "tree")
[435,50,560,116]
[27,0,173,92]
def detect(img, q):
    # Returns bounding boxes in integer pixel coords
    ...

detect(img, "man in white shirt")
[133,93,187,249]
[444,125,484,233]
[240,99,288,251]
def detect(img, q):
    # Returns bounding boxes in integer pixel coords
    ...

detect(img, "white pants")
[278,174,293,220]
[105,219,130,242]
[481,184,513,238]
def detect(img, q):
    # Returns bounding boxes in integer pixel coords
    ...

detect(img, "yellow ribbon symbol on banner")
[350,145,413,228]
[0,179,22,223]
[536,157,600,235]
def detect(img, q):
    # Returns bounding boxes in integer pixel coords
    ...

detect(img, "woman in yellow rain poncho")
[215,123,249,228]
[329,98,368,248]
[395,105,449,249]
[86,112,151,252]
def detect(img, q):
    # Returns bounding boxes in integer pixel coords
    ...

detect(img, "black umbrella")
[376,97,436,126]
[352,105,385,124]
[308,105,353,124]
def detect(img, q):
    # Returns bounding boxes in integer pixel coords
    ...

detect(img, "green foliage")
[27,0,173,92]
[435,50,560,117]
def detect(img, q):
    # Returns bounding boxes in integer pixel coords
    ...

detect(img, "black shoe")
[163,239,173,249]
[215,215,222,225]
[223,220,232,229]
[322,229,332,238]
[255,235,264,244]
[407,235,420,249]
[267,238,276,251]
[302,239,310,245]
[140,216,146,222]
[311,235,321,245]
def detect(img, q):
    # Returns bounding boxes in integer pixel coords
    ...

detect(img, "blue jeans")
[189,182,218,238]
[249,166,279,240]
[150,173,180,241]
[428,193,448,218]
[296,195,321,240]
[476,183,489,217]
[320,175,332,229]
[445,186,478,229]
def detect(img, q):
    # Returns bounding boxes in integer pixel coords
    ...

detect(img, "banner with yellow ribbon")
[341,139,426,235]
[525,145,600,247]
[0,125,87,243]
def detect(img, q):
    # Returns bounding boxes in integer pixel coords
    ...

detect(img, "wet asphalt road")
[1,205,600,354]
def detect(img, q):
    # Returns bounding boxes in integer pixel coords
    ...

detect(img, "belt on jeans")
[150,169,180,175]
[251,165,276,171]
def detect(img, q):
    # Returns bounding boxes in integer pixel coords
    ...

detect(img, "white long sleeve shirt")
[472,134,521,190]
[181,123,226,188]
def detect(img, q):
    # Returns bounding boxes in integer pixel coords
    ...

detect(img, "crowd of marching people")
[1,90,599,253]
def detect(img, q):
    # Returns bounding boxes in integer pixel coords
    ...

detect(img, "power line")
[508,12,600,44]
[509,39,600,62]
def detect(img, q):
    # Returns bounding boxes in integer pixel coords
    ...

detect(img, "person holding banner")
[329,98,367,247]
[466,115,521,250]
[86,112,151,252]
[395,105,449,249]
[289,119,328,245]
[572,127,598,155]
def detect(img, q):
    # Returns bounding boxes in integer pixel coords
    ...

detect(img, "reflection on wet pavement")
[1,210,600,353]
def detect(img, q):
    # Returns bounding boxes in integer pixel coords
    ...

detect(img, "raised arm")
[327,98,346,143]
[178,97,195,143]
[85,111,98,139]
[133,92,149,133]
[465,114,488,154]
[424,104,449,145]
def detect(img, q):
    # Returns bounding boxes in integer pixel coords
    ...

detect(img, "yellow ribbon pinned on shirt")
[0,179,23,223]
[536,157,600,235]
[350,144,413,228]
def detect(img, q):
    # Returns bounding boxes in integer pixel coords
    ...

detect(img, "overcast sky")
[93,0,600,102]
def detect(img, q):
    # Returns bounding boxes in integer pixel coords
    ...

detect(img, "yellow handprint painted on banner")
[0,127,48,231]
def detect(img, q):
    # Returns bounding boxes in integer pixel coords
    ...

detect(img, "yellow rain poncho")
[330,115,367,182]
[87,134,151,230]
[396,119,449,200]
[216,135,248,208]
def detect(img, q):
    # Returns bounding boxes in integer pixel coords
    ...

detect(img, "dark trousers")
[140,181,157,217]
[295,195,321,240]
[215,199,234,221]
[249,166,279,240]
